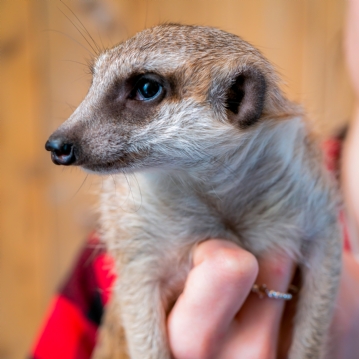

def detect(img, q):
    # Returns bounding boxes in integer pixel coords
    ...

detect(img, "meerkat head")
[45,24,295,174]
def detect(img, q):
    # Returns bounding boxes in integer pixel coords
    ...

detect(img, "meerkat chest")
[100,171,307,259]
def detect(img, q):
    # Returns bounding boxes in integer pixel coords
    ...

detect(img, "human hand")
[167,239,295,359]
[168,240,359,359]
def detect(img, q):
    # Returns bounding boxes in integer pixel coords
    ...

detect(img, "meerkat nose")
[45,138,76,166]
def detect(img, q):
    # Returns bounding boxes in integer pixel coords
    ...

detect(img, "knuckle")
[244,339,276,359]
[213,245,259,282]
[171,336,215,359]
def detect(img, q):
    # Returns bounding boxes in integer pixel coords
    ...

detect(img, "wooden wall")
[0,1,354,358]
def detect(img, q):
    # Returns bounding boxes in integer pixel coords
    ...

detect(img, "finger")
[168,239,258,359]
[328,252,359,359]
[219,252,295,359]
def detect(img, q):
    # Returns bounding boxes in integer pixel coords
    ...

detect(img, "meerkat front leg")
[289,229,342,359]
[118,259,172,359]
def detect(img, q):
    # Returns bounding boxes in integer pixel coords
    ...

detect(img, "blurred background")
[0,0,355,358]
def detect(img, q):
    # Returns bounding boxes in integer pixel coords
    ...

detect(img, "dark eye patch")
[102,72,172,123]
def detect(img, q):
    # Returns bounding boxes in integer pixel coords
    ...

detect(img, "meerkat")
[45,24,342,359]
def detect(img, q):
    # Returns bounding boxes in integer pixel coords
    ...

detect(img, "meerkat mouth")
[80,149,153,174]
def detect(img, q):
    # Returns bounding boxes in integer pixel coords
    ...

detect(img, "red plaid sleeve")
[322,134,351,252]
[30,233,116,359]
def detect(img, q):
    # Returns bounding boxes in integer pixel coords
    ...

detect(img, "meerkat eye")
[135,78,163,101]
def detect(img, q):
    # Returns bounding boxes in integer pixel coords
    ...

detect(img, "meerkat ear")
[225,68,266,128]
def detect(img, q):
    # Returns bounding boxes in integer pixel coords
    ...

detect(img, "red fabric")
[31,296,97,359]
[30,233,116,359]
[30,135,352,359]
[93,252,116,306]
[322,136,351,251]
[322,138,342,174]
[340,211,351,252]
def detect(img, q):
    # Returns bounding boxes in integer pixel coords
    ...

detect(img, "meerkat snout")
[45,74,166,167]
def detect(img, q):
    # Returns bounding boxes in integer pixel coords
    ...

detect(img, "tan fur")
[92,298,128,359]
[47,25,342,359]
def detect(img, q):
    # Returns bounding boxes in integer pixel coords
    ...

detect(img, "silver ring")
[251,284,298,301]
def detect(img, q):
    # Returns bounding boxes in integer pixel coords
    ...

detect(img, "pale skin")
[168,2,359,358]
